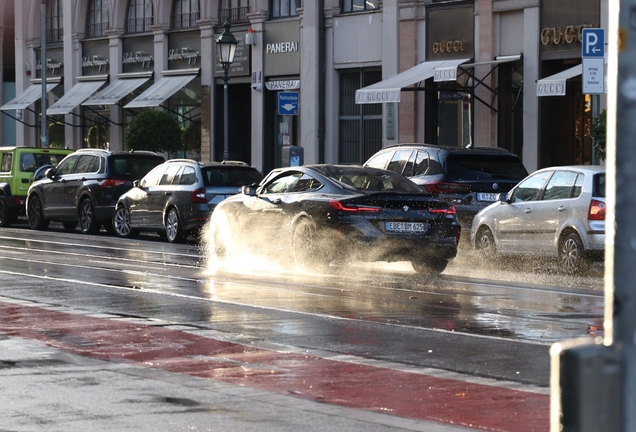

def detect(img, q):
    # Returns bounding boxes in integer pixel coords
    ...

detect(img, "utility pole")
[40,0,48,148]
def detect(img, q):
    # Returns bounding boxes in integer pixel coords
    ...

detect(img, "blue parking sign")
[582,28,604,58]
[278,92,299,116]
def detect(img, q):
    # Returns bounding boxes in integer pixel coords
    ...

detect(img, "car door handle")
[270,198,282,204]
[524,208,532,214]
[164,192,172,195]
[558,206,566,212]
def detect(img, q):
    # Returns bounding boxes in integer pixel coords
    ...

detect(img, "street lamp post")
[41,0,48,148]
[216,20,238,161]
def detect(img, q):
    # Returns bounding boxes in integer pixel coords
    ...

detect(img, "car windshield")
[593,173,606,198]
[203,166,263,187]
[109,155,165,180]
[446,155,528,181]
[317,166,422,193]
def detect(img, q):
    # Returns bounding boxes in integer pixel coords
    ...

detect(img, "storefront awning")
[124,74,198,109]
[47,80,107,115]
[82,77,150,106]
[537,58,607,97]
[536,65,582,97]
[355,59,470,104]
[0,83,59,111]
[355,55,522,104]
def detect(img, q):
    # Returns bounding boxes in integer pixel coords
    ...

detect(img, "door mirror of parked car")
[242,185,257,196]
[133,180,140,188]
[497,192,510,204]
[45,167,57,179]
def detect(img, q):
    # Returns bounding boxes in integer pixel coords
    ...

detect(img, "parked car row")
[1,143,606,276]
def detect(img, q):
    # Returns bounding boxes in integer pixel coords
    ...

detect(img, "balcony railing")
[86,22,109,38]
[47,27,63,43]
[126,17,153,33]
[219,7,250,24]
[173,11,200,29]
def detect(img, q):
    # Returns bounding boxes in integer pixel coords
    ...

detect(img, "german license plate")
[477,192,499,202]
[385,222,428,233]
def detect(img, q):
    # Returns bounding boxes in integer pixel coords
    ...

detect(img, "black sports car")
[209,164,461,275]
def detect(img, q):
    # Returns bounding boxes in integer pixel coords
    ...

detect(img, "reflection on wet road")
[0,227,604,345]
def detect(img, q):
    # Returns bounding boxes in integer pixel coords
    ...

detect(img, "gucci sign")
[432,41,466,54]
[541,24,596,45]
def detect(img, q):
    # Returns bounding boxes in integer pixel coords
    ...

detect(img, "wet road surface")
[0,225,605,430]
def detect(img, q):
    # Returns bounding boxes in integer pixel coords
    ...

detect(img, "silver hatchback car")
[471,165,606,274]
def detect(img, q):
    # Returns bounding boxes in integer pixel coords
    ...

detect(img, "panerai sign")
[122,52,154,68]
[168,48,201,65]
[266,41,299,54]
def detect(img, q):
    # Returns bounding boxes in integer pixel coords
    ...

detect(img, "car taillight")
[99,179,127,188]
[423,182,471,194]
[429,205,456,215]
[588,199,606,221]
[329,200,382,213]
[192,188,207,204]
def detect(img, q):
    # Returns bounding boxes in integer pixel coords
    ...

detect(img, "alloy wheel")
[113,206,133,237]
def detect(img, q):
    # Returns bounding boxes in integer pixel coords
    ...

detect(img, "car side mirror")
[133,180,140,188]
[498,192,510,204]
[242,185,257,196]
[45,167,57,179]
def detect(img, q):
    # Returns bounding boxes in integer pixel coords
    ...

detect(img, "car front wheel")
[165,208,185,243]
[412,258,448,276]
[112,206,138,238]
[27,195,50,230]
[291,218,327,270]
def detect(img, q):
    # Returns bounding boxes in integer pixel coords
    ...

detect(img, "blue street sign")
[582,28,605,58]
[278,91,299,116]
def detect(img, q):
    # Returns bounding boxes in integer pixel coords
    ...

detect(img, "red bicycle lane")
[0,301,549,431]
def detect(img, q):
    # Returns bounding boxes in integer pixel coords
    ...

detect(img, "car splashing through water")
[202,164,461,278]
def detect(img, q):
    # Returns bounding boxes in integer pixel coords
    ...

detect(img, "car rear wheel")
[62,221,78,231]
[412,258,448,276]
[559,232,591,274]
[291,218,327,270]
[165,208,185,243]
[0,195,15,228]
[476,227,498,262]
[27,195,50,230]
[112,206,138,238]
[79,199,100,234]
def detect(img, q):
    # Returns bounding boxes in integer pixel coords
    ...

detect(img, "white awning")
[0,83,59,111]
[536,65,582,97]
[355,55,522,104]
[124,74,197,108]
[82,77,150,106]
[355,59,470,104]
[47,80,107,115]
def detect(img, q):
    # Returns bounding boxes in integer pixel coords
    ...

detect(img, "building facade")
[2,0,608,174]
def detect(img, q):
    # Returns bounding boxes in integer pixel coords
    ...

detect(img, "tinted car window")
[202,166,263,187]
[178,166,197,185]
[20,153,69,172]
[364,150,393,170]
[73,155,99,174]
[264,172,302,194]
[55,155,79,175]
[593,173,606,198]
[542,171,577,201]
[109,155,164,180]
[386,150,413,176]
[159,164,181,185]
[510,171,552,203]
[1,153,12,172]
[446,155,528,181]
[413,151,429,176]
[140,165,166,188]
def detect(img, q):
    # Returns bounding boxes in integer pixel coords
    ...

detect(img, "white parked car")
[470,165,606,274]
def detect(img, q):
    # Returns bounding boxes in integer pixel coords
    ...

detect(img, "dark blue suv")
[26,149,164,234]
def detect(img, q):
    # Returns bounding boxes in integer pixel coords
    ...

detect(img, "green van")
[0,146,74,227]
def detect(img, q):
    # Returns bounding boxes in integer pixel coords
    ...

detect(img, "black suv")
[26,149,165,234]
[364,144,528,235]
